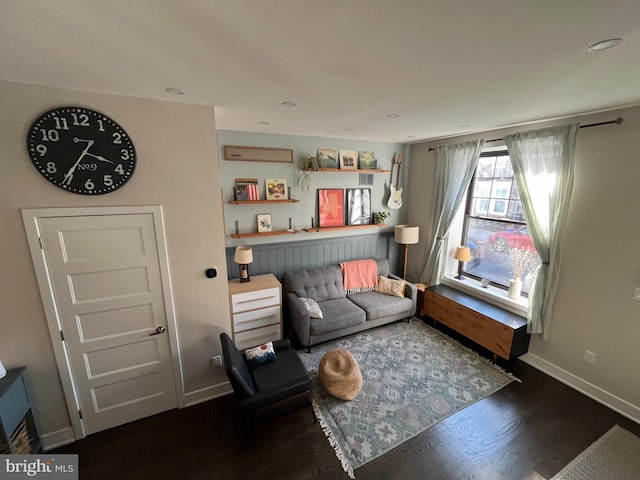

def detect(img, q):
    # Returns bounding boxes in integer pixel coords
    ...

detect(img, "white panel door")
[38,213,177,434]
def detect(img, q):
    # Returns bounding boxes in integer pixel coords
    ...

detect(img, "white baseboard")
[181,381,232,407]
[41,427,76,451]
[521,353,640,424]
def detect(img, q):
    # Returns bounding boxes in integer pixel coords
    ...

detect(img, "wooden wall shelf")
[303,224,386,233]
[228,199,299,205]
[230,229,301,239]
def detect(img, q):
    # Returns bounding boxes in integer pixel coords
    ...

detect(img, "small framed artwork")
[265,178,288,200]
[358,151,377,170]
[339,150,357,170]
[346,188,372,225]
[317,148,338,168]
[257,213,273,233]
[318,189,344,227]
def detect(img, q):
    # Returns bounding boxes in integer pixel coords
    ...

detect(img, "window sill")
[441,275,528,318]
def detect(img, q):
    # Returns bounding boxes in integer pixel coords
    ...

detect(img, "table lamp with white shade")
[234,246,254,283]
[394,225,420,280]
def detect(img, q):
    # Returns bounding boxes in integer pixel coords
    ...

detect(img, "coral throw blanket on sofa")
[340,259,378,294]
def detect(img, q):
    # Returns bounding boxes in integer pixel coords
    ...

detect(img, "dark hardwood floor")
[54,339,640,480]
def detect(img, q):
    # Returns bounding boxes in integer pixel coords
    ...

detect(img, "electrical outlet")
[583,350,596,365]
[211,355,223,368]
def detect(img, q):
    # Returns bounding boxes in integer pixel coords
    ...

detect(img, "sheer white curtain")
[421,140,484,285]
[504,124,579,339]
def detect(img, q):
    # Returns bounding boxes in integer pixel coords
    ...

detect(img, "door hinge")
[38,237,44,250]
[60,330,65,341]
[78,409,83,419]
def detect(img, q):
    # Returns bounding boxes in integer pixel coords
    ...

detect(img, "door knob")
[149,326,166,336]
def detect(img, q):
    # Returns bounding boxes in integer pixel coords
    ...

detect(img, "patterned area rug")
[551,425,640,480]
[299,319,518,478]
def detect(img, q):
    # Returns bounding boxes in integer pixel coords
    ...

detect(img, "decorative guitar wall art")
[387,154,403,209]
[384,154,396,203]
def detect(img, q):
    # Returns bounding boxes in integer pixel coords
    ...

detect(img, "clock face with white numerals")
[26,106,136,195]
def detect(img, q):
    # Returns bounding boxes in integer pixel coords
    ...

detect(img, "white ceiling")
[2,0,639,143]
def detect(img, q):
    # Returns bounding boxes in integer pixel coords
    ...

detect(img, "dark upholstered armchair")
[220,333,314,424]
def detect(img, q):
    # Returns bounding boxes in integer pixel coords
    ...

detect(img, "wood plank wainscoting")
[225,231,400,282]
[423,284,530,361]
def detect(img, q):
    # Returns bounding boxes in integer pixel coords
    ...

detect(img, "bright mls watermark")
[1,455,78,479]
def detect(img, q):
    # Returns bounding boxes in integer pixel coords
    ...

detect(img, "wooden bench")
[423,284,530,361]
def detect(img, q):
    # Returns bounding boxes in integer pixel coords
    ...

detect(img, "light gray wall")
[406,106,640,417]
[217,130,409,247]
[0,80,231,444]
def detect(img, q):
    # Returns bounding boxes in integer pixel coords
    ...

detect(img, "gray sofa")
[283,259,417,350]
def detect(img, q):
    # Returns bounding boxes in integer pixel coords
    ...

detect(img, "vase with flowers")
[508,247,539,299]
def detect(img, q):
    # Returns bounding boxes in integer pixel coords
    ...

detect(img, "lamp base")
[239,264,251,283]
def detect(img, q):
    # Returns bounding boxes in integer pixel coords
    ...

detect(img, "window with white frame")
[459,147,541,295]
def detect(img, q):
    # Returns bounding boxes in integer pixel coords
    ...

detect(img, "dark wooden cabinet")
[0,367,42,454]
[424,284,530,361]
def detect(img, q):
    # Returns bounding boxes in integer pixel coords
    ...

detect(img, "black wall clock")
[26,106,136,195]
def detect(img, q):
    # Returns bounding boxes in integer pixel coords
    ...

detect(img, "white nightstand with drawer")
[227,274,282,350]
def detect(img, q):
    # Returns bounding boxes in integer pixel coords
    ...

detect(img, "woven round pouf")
[318,348,362,401]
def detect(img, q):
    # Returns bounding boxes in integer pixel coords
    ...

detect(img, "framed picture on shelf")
[318,189,344,227]
[265,178,288,200]
[235,177,259,200]
[339,150,357,170]
[234,183,249,201]
[317,148,337,168]
[358,151,377,169]
[346,188,372,225]
[257,213,273,233]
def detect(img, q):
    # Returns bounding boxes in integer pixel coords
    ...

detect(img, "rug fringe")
[423,320,522,383]
[312,398,355,479]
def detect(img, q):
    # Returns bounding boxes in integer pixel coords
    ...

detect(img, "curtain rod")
[427,117,624,151]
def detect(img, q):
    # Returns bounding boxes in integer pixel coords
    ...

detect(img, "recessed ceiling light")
[165,87,185,95]
[459,124,471,128]
[406,135,416,139]
[281,101,297,107]
[259,121,271,125]
[386,113,400,119]
[345,128,354,132]
[586,38,622,52]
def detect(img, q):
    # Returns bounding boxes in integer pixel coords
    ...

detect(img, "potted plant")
[372,211,390,225]
[298,156,323,193]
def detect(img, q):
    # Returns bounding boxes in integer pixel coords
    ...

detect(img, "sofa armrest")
[389,273,418,317]
[285,292,311,347]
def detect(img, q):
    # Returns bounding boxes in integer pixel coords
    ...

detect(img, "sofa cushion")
[245,342,277,368]
[374,259,390,278]
[284,266,345,302]
[348,291,413,320]
[311,297,366,335]
[251,348,311,394]
[298,297,323,318]
[375,276,406,297]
